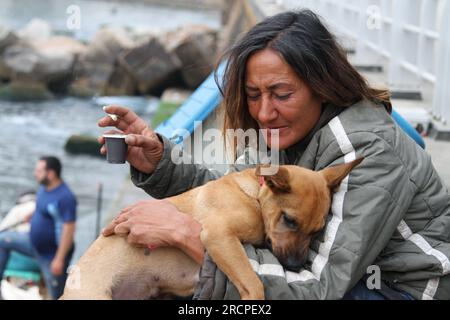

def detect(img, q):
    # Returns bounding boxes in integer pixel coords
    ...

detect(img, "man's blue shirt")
[30,182,77,258]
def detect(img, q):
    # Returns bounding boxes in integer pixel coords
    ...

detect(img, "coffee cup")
[103,134,128,164]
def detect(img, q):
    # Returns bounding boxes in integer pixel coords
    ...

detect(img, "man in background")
[0,156,77,299]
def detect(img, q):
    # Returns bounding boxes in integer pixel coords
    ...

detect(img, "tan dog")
[61,159,362,300]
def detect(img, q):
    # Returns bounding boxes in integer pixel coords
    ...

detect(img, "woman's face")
[246,48,322,150]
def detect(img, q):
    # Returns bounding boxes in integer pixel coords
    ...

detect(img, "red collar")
[259,176,265,187]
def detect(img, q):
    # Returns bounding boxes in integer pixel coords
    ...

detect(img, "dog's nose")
[265,238,273,251]
[284,255,306,272]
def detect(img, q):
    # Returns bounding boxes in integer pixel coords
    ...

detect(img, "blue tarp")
[155,63,226,143]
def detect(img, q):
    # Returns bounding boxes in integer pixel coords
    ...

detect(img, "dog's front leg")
[200,225,264,300]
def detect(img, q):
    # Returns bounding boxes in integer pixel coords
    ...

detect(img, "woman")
[98,10,450,300]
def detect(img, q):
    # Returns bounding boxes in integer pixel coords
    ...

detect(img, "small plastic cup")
[103,134,127,164]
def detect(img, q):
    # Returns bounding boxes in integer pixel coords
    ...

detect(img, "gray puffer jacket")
[131,100,450,300]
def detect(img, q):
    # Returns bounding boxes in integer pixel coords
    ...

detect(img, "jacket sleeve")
[130,134,224,199]
[194,131,417,300]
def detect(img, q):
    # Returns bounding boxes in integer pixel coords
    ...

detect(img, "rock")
[104,64,136,96]
[32,36,87,57]
[164,25,217,88]
[33,37,84,83]
[0,62,11,80]
[0,80,54,101]
[70,62,115,96]
[17,18,52,43]
[2,44,39,76]
[0,27,16,78]
[83,27,134,64]
[0,25,19,53]
[1,37,86,84]
[119,37,181,94]
[64,134,103,158]
[1,45,72,83]
[34,36,87,93]
[70,27,135,96]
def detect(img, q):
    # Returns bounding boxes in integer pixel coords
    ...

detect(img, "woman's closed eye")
[274,92,293,101]
[247,93,261,101]
[247,92,293,101]
[272,91,294,101]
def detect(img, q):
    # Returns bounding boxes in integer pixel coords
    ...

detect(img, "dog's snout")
[278,250,308,272]
[265,238,273,250]
[284,255,306,272]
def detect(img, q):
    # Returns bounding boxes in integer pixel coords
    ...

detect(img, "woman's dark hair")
[216,10,391,146]
[40,156,62,178]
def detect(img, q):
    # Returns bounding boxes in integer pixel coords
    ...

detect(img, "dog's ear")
[320,158,364,192]
[256,165,291,193]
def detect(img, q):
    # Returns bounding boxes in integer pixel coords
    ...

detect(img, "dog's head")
[256,158,363,271]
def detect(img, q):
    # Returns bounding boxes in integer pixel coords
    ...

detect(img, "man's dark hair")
[40,156,62,178]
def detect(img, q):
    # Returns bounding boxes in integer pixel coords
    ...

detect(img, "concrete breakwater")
[0,19,219,100]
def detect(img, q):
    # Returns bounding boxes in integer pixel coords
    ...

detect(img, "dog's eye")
[282,212,298,229]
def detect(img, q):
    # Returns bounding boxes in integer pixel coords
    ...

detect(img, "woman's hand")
[98,105,164,174]
[102,199,205,264]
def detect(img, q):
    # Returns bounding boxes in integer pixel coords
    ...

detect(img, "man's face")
[34,160,49,185]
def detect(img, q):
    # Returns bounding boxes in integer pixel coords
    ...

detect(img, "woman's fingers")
[102,210,132,236]
[101,105,147,131]
[114,221,131,236]
[125,134,160,150]
[98,129,125,144]
[98,105,136,130]
[99,105,149,137]
[102,218,128,237]
[103,105,138,120]
[102,221,118,236]
[113,213,131,225]
[98,117,131,132]
[98,129,126,155]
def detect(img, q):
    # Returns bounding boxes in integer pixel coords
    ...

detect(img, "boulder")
[70,62,115,96]
[2,44,40,77]
[32,36,87,57]
[2,37,86,84]
[17,18,52,43]
[64,134,103,158]
[0,80,54,101]
[163,25,218,88]
[83,27,135,64]
[0,62,11,80]
[104,64,136,96]
[119,37,181,94]
[0,25,19,53]
[34,37,87,93]
[70,27,135,96]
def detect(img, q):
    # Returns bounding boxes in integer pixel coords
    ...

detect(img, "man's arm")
[51,222,75,275]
